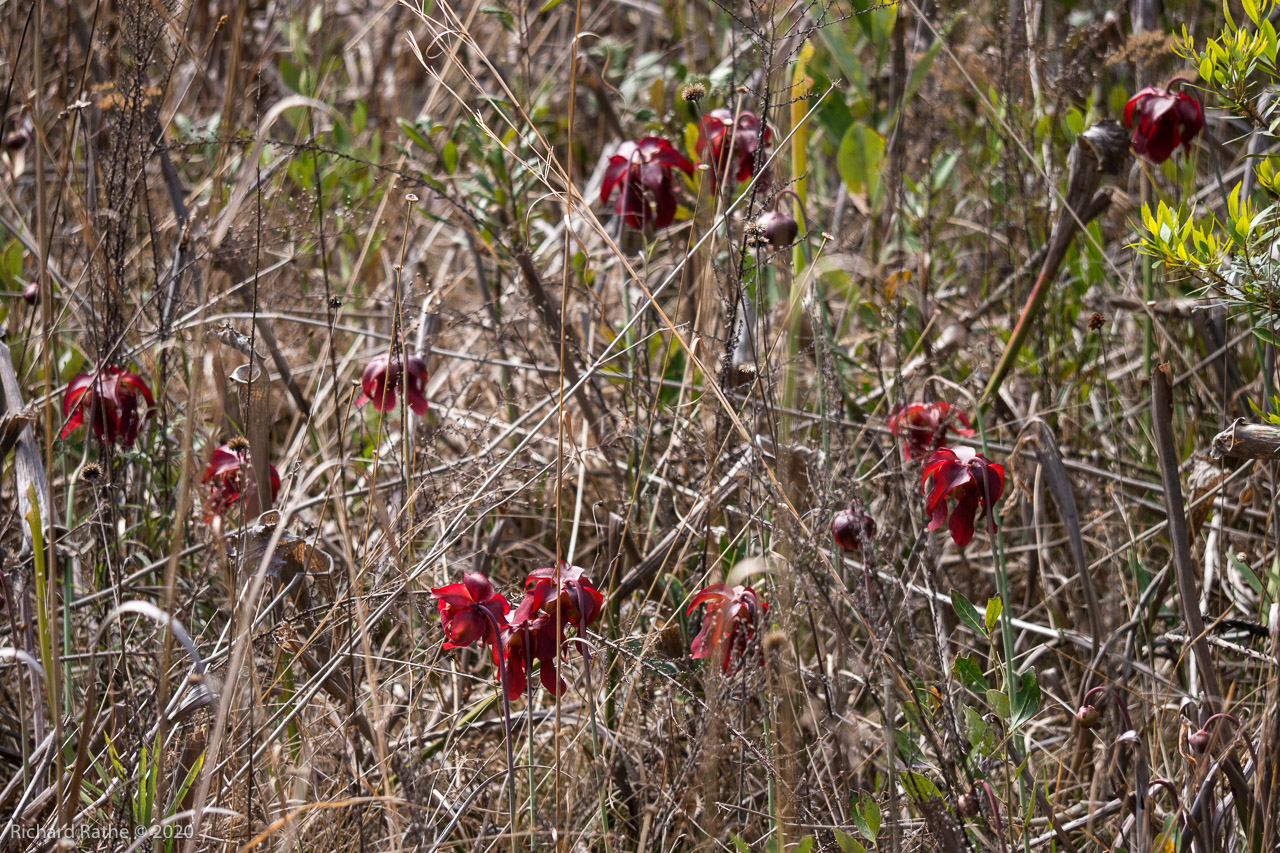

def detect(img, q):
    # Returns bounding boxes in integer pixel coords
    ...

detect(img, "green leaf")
[834,830,866,853]
[539,0,565,11]
[730,835,751,853]
[836,123,885,199]
[794,836,815,853]
[480,5,514,31]
[1253,325,1280,348]
[986,689,1010,719]
[1,239,22,289]
[952,655,989,693]
[964,705,995,754]
[1230,553,1271,605]
[442,140,458,175]
[900,772,940,800]
[903,35,944,106]
[853,793,881,841]
[1063,106,1085,136]
[1011,669,1041,728]
[951,590,986,635]
[984,597,1003,632]
[398,118,434,153]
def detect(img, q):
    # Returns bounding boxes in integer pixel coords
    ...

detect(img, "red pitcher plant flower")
[430,572,510,663]
[1124,83,1203,165]
[831,498,876,554]
[600,137,694,229]
[921,447,1005,547]
[357,352,429,415]
[499,610,565,700]
[888,401,974,461]
[697,108,771,190]
[203,440,280,516]
[434,566,607,700]
[61,364,154,446]
[512,562,604,632]
[687,584,769,674]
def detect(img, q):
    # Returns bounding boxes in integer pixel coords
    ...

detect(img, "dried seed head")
[681,82,707,103]
[1088,312,1106,331]
[744,222,768,247]
[227,435,251,454]
[762,629,788,659]
[329,296,343,309]
[80,462,103,483]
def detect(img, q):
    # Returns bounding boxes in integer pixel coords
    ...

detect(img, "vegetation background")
[2,0,1280,850]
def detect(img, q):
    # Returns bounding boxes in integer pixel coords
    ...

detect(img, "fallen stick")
[1211,419,1280,461]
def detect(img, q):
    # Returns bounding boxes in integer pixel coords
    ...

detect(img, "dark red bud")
[1188,728,1210,753]
[1075,704,1100,729]
[956,793,979,817]
[757,210,798,248]
[22,281,37,306]
[831,500,876,553]
[3,127,28,152]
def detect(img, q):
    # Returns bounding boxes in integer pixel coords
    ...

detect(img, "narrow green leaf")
[1253,325,1280,348]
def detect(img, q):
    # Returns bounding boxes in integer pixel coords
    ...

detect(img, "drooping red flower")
[500,609,564,700]
[686,584,769,674]
[203,443,281,516]
[888,401,975,461]
[1123,84,1203,164]
[697,109,771,191]
[757,210,797,248]
[60,364,155,446]
[430,573,510,662]
[357,352,429,415]
[831,498,876,553]
[512,562,604,631]
[600,137,694,229]
[921,446,1005,547]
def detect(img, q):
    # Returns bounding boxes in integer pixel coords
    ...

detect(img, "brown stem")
[980,122,1130,407]
[1151,364,1221,699]
[513,247,614,455]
